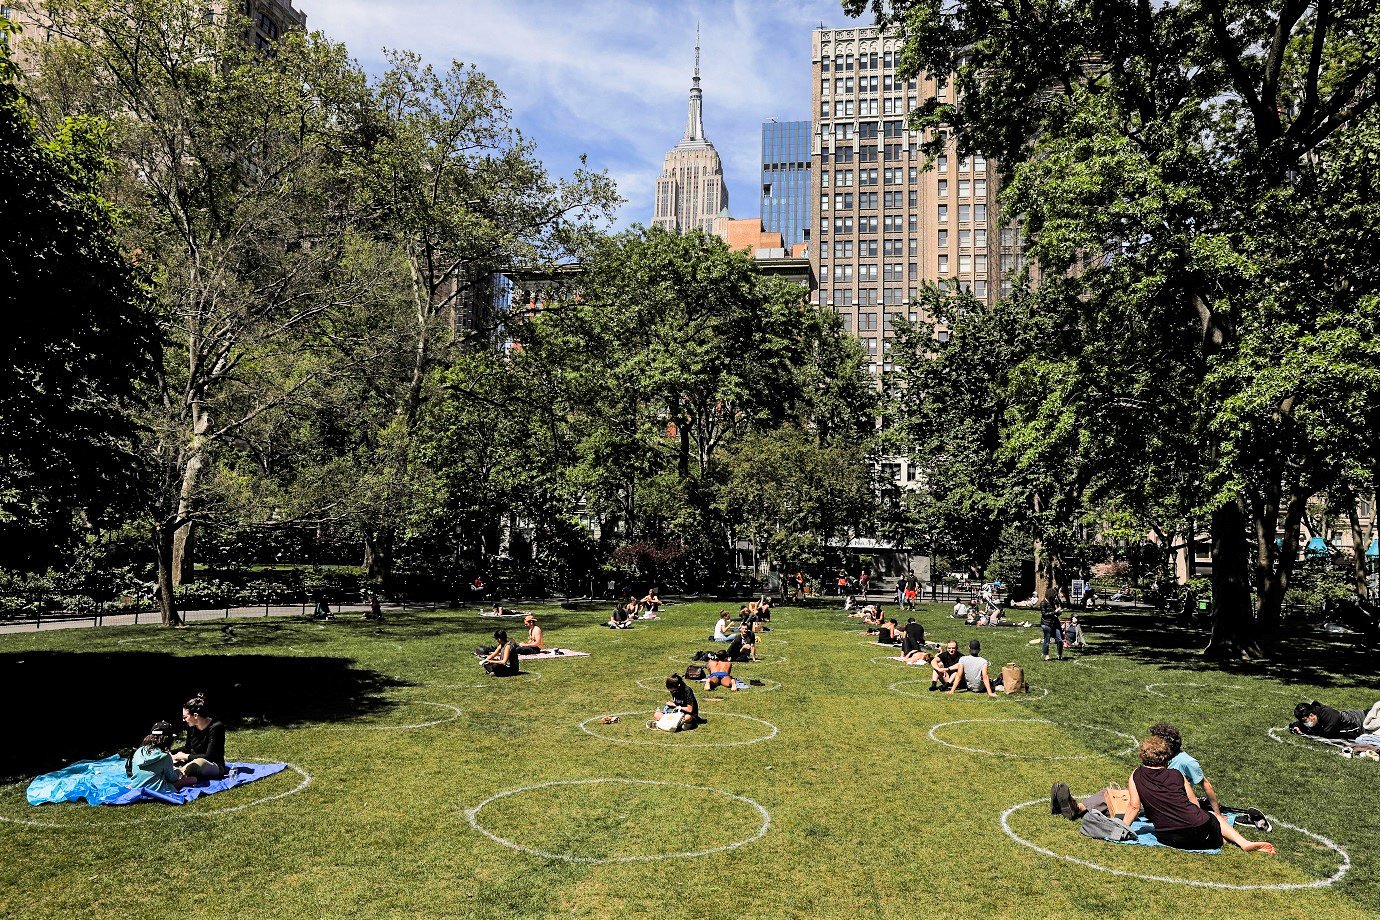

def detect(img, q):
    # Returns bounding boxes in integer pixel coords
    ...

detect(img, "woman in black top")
[1039,603,1065,660]
[481,629,520,676]
[1123,735,1275,853]
[650,674,699,731]
[173,694,226,780]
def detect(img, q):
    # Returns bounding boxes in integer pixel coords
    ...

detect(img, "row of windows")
[821,73,936,95]
[821,50,921,76]
[829,278,995,305]
[819,204,990,232]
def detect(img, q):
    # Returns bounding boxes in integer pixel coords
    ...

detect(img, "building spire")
[684,24,705,141]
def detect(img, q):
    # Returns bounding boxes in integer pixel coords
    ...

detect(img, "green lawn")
[1,601,1376,919]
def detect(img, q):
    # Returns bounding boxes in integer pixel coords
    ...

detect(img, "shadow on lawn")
[0,650,409,784]
[1082,609,1380,690]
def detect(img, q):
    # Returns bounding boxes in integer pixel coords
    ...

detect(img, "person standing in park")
[858,569,870,599]
[1040,603,1065,661]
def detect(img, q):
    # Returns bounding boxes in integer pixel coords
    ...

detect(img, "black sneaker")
[1242,807,1272,833]
[1051,783,1077,820]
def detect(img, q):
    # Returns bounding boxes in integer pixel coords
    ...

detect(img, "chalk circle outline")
[869,655,931,668]
[859,640,903,650]
[578,711,779,748]
[889,680,1049,701]
[1144,681,1245,703]
[1000,798,1350,891]
[927,718,1137,760]
[0,763,312,831]
[465,778,770,863]
[1266,725,1375,758]
[636,676,781,693]
[331,700,461,730]
[429,671,542,690]
[667,653,786,666]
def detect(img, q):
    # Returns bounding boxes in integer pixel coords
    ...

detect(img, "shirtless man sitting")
[515,615,544,655]
[703,652,740,691]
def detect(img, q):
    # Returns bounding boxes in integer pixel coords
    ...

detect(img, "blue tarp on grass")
[1115,813,1238,854]
[27,755,287,806]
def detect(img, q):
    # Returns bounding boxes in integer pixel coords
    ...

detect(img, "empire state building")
[652,29,729,234]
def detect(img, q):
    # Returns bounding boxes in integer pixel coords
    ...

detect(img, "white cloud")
[307,0,863,226]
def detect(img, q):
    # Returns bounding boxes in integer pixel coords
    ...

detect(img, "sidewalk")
[0,602,426,636]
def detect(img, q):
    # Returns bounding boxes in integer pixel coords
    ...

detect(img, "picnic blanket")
[27,756,288,807]
[518,649,590,660]
[1113,813,1237,854]
[1284,729,1380,758]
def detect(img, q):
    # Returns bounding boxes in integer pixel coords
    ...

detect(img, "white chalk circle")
[869,655,929,668]
[578,711,779,748]
[0,763,312,830]
[334,700,461,730]
[635,676,781,693]
[926,718,1137,760]
[667,653,786,666]
[1000,798,1350,891]
[465,778,770,863]
[1266,726,1375,758]
[1144,682,1245,703]
[859,640,903,649]
[889,681,1049,701]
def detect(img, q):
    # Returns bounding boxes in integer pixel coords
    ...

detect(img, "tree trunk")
[1204,498,1261,660]
[153,523,183,627]
[1344,487,1371,597]
[1033,538,1063,603]
[364,529,392,586]
[1256,489,1308,635]
[173,519,197,586]
[172,404,208,586]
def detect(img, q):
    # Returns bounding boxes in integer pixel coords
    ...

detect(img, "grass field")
[1,599,1377,919]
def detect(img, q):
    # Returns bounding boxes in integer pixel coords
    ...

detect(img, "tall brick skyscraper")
[653,27,729,234]
[810,25,1021,377]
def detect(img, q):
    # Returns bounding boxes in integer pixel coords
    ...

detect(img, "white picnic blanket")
[518,649,590,660]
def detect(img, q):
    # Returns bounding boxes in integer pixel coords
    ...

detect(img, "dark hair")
[666,674,684,691]
[493,629,508,643]
[888,618,898,625]
[1149,722,1182,756]
[969,639,981,654]
[907,618,915,624]
[183,693,208,716]
[1295,701,1317,721]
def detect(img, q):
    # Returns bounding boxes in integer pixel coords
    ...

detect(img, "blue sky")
[307,0,863,228]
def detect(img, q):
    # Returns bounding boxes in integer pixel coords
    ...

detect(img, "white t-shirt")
[713,618,733,640]
[958,655,989,691]
[953,602,967,618]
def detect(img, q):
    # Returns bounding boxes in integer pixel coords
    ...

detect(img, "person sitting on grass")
[172,694,225,781]
[874,618,901,645]
[127,721,194,792]
[648,674,699,731]
[1121,735,1275,853]
[1289,700,1367,739]
[930,640,962,690]
[607,602,632,629]
[725,623,758,662]
[480,629,520,677]
[640,587,664,612]
[900,617,926,656]
[515,615,544,655]
[711,609,735,642]
[703,652,740,692]
[1146,722,1269,831]
[947,639,1000,696]
[757,595,773,623]
[1063,614,1087,649]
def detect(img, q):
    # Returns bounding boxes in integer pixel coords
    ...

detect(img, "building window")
[860,313,879,331]
[936,155,948,172]
[959,229,971,247]
[859,216,878,233]
[938,179,948,197]
[859,264,878,282]
[937,229,949,247]
[859,288,879,305]
[959,204,971,222]
[860,192,878,209]
[975,279,988,299]
[908,263,919,281]
[820,194,829,212]
[959,254,972,272]
[860,239,878,257]
[958,179,970,197]
[975,227,988,246]
[938,254,949,273]
[974,203,987,222]
[975,179,987,197]
[974,154,986,172]
[833,240,853,257]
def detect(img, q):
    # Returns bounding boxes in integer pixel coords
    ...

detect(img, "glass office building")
[760,119,812,250]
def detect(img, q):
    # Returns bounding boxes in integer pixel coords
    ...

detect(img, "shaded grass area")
[0,601,1376,918]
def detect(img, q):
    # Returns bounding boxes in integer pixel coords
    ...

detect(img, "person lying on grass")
[516,616,544,655]
[702,652,740,692]
[648,674,700,731]
[946,639,1000,696]
[480,629,520,676]
[847,603,877,620]
[930,640,962,690]
[1120,735,1275,853]
[1290,701,1367,739]
[172,694,225,781]
[127,721,196,792]
[711,609,735,642]
[725,624,758,662]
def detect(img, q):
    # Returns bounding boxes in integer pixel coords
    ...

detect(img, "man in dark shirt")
[726,624,757,662]
[930,640,961,691]
[1290,701,1366,739]
[901,617,926,656]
